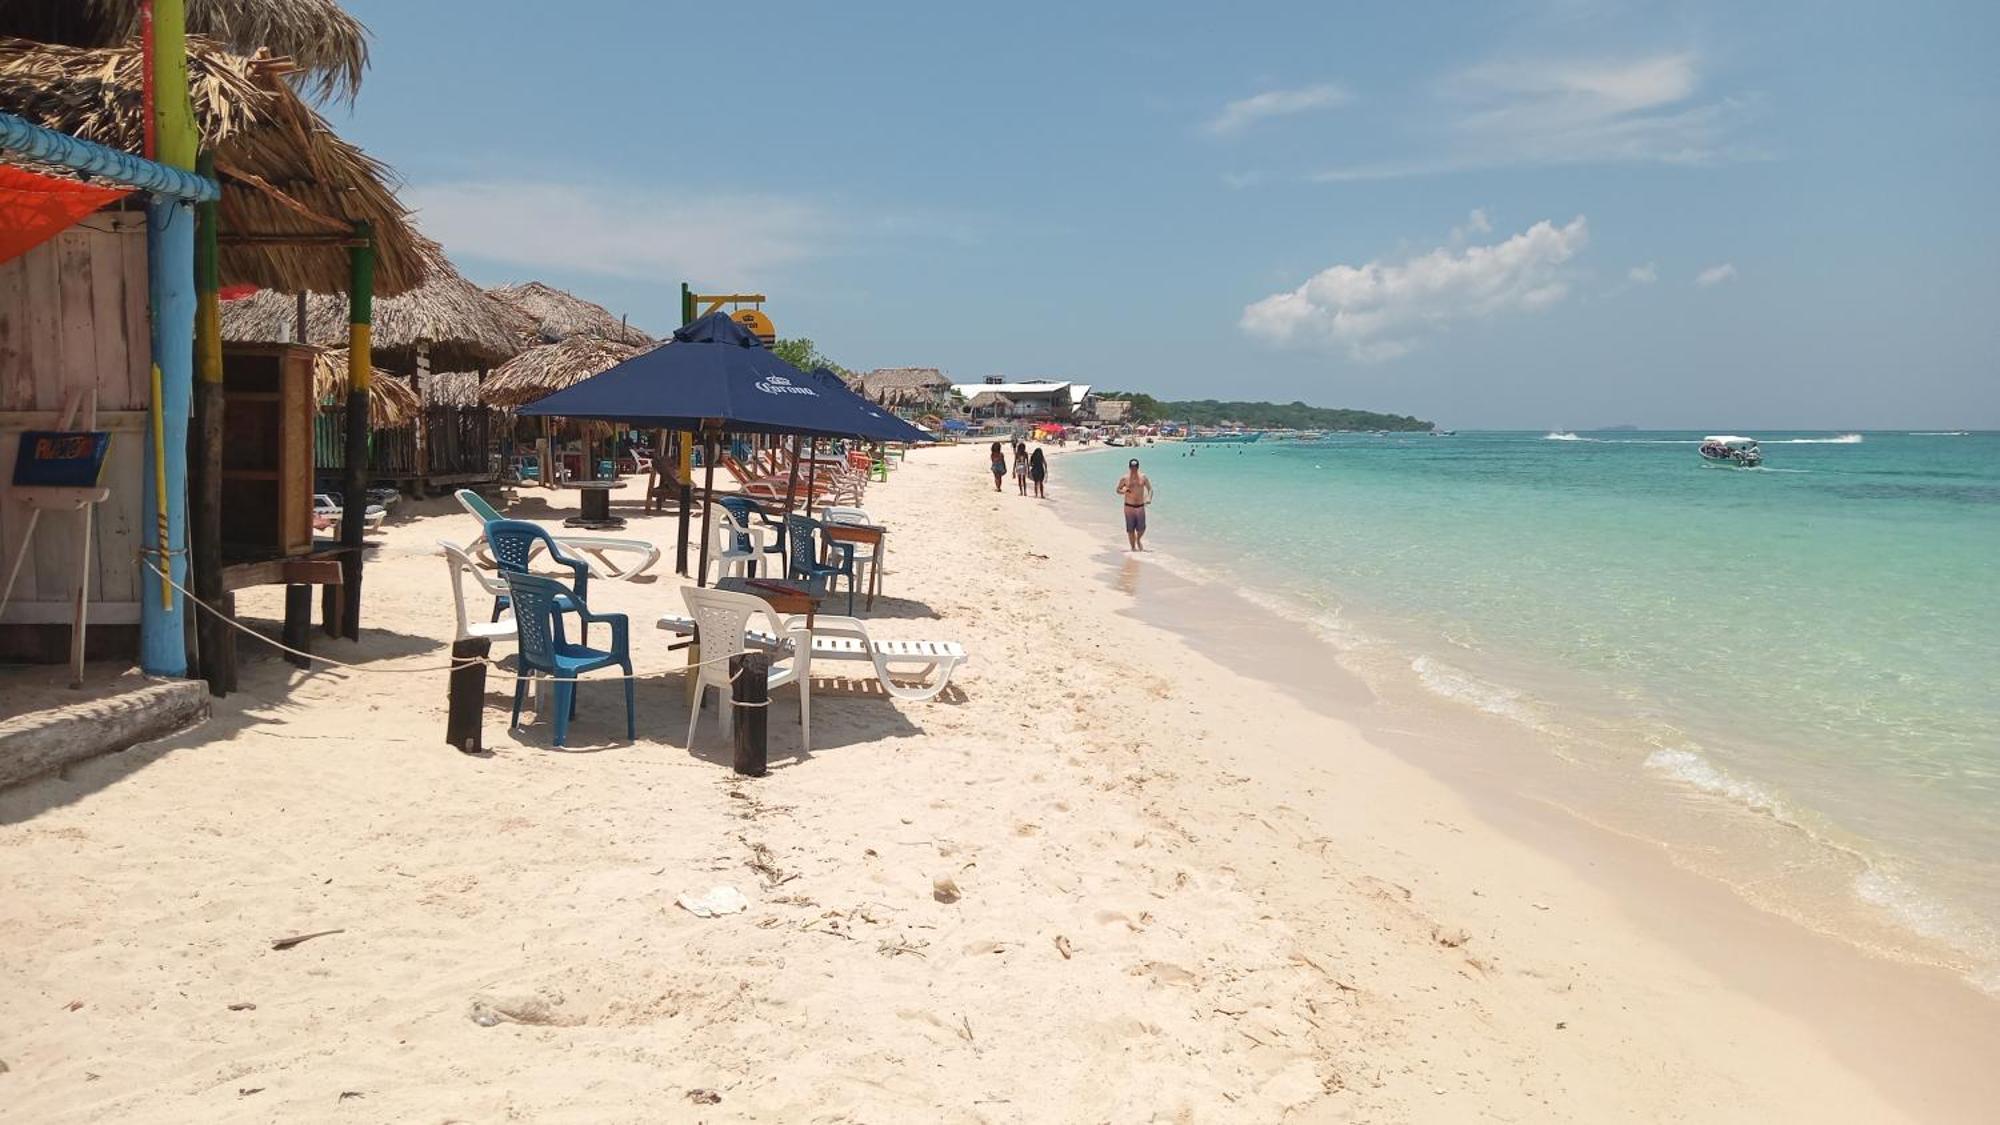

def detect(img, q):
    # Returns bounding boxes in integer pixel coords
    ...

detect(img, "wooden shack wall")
[0,211,151,635]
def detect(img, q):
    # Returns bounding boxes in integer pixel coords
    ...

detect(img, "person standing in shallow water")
[989,442,1006,492]
[1028,446,1048,499]
[1115,457,1153,551]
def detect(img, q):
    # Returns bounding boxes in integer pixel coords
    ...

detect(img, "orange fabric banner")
[0,166,131,264]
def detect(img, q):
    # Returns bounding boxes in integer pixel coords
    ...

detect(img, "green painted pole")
[339,222,373,639]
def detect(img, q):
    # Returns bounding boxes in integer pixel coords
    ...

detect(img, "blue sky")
[335,0,1998,428]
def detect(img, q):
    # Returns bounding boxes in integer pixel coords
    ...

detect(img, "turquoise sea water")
[1079,431,2000,985]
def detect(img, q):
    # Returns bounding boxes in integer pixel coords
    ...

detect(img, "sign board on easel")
[13,431,110,488]
[0,390,112,686]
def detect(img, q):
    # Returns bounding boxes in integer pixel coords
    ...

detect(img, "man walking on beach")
[1115,458,1153,551]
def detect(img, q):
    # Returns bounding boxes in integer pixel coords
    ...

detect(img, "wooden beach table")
[819,522,887,609]
[564,481,625,531]
[717,576,823,628]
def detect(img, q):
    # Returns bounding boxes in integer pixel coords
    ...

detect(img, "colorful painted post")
[674,281,695,575]
[339,223,374,639]
[139,0,198,676]
[191,148,231,692]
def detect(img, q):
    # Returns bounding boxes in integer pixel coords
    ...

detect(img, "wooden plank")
[0,433,34,604]
[120,219,151,411]
[0,600,141,626]
[94,432,142,603]
[281,349,313,554]
[0,410,149,431]
[87,221,143,411]
[56,229,99,402]
[20,238,65,411]
[220,554,343,592]
[0,253,31,411]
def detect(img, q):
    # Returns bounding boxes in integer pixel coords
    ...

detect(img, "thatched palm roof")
[420,370,485,408]
[311,349,420,427]
[857,367,952,407]
[1,0,372,103]
[219,236,524,372]
[477,335,649,409]
[967,391,1013,411]
[0,36,422,296]
[487,282,653,346]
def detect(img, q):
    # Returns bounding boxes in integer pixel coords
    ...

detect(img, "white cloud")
[1207,84,1349,135]
[1241,216,1588,361]
[1450,208,1493,242]
[1313,51,1759,180]
[1694,262,1737,286]
[1628,262,1658,284]
[1222,170,1266,190]
[407,179,828,284]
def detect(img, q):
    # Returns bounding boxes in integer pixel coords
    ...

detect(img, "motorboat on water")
[1698,435,1763,468]
[1186,431,1262,445]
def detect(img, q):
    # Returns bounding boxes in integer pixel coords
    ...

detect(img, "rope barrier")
[138,557,778,692]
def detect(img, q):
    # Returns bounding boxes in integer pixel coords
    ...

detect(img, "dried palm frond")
[0,36,421,295]
[477,335,648,408]
[311,348,420,427]
[1,0,371,103]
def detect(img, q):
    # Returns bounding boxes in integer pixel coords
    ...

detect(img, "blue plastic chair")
[487,518,591,642]
[501,572,634,747]
[785,514,857,614]
[718,495,785,576]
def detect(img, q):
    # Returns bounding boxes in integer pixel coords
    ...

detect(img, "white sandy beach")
[3,441,1997,1122]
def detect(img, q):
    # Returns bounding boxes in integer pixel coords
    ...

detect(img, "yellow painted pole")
[150,361,170,609]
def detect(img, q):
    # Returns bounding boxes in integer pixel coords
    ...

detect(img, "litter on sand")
[678,885,750,918]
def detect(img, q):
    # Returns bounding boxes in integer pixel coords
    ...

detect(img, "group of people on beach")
[990,441,1048,499]
[986,440,1153,552]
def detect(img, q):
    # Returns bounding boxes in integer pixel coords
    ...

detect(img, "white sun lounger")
[656,613,965,702]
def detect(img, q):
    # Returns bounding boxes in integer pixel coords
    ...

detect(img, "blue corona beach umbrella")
[518,312,918,583]
[519,312,859,437]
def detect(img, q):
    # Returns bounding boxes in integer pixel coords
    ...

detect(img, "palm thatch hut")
[219,237,523,488]
[487,282,653,346]
[856,367,953,410]
[219,236,524,373]
[967,390,1014,418]
[0,36,423,295]
[1,0,372,102]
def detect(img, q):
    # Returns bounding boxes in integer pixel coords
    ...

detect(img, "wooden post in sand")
[447,637,491,754]
[731,650,769,776]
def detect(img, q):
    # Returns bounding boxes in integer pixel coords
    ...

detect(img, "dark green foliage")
[1097,392,1431,431]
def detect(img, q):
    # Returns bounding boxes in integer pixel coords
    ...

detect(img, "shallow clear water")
[1082,431,2000,983]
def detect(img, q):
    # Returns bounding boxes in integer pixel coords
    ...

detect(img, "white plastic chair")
[682,586,813,749]
[710,504,765,583]
[439,541,516,649]
[821,505,879,566]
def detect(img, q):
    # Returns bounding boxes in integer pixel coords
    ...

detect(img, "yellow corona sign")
[732,308,776,344]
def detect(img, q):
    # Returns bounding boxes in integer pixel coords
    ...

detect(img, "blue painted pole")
[140,193,195,676]
[0,112,217,202]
